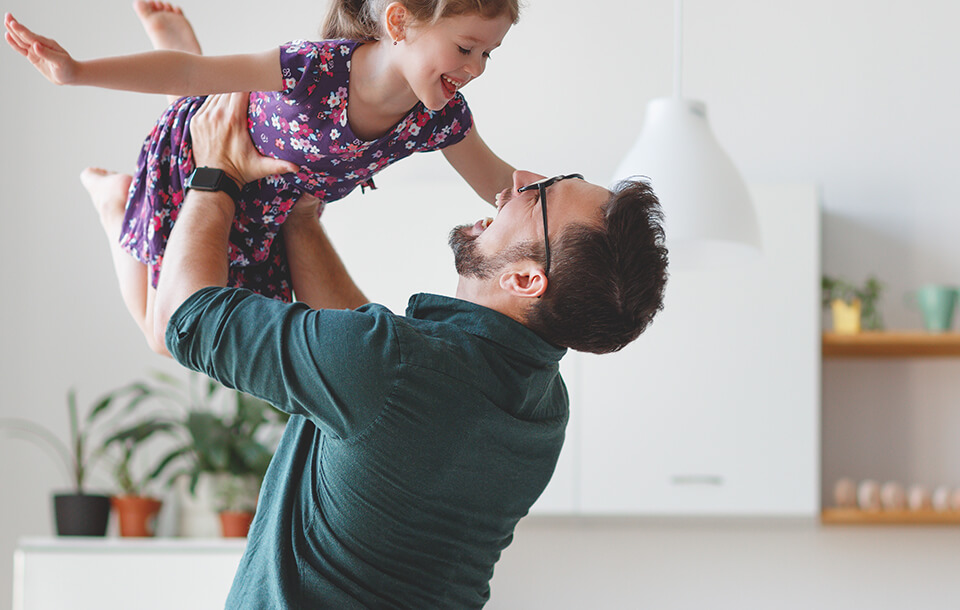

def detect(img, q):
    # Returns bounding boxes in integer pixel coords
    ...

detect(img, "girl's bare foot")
[81,167,165,355]
[133,0,201,54]
[81,167,132,243]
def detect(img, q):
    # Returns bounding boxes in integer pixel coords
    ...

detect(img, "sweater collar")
[405,293,567,364]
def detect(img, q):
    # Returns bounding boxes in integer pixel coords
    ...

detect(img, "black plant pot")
[53,493,111,536]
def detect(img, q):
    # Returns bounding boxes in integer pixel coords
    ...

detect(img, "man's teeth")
[481,217,493,229]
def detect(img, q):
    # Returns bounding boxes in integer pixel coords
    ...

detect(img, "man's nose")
[513,170,546,192]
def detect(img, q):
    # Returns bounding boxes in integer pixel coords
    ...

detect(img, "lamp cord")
[673,0,684,99]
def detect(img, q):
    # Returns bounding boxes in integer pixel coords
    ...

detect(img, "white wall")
[2,0,959,608]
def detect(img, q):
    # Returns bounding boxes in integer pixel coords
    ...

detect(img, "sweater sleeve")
[166,287,399,440]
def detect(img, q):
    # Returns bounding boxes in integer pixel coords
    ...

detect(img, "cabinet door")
[577,185,821,516]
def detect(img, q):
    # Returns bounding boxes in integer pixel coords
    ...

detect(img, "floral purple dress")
[119,39,473,301]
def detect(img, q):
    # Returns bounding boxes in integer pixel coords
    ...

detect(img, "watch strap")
[185,167,242,201]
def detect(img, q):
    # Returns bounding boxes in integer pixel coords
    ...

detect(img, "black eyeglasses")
[517,173,584,278]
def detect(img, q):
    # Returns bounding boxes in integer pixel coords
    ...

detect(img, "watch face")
[189,167,224,190]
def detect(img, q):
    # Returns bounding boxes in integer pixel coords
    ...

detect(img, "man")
[154,92,668,608]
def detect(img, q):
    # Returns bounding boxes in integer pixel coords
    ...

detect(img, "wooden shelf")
[822,508,960,525]
[822,332,960,526]
[822,331,960,358]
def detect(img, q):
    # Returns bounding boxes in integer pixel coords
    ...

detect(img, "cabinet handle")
[670,475,724,486]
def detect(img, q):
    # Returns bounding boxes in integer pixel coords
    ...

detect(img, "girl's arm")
[4,13,282,95]
[283,196,369,310]
[442,127,515,206]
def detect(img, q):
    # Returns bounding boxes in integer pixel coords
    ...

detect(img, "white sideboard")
[13,538,244,610]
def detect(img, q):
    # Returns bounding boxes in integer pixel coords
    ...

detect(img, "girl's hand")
[288,192,321,221]
[4,13,79,85]
[190,92,299,186]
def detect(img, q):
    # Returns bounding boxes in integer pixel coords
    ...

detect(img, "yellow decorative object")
[831,299,862,334]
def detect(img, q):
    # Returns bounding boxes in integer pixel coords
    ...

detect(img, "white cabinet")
[534,185,821,516]
[13,538,244,610]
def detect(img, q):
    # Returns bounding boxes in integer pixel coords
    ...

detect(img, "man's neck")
[454,277,527,324]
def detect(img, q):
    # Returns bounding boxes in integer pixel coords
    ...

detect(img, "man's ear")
[385,2,408,43]
[499,262,547,299]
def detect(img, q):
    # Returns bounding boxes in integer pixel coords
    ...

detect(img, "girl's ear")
[385,2,408,44]
[498,263,547,300]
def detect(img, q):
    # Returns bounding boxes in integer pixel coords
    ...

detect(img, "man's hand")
[154,92,294,350]
[4,13,79,85]
[190,92,298,187]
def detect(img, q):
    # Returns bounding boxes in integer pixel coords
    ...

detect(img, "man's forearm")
[154,190,234,347]
[283,211,368,310]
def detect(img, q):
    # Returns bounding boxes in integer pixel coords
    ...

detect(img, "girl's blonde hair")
[322,0,521,41]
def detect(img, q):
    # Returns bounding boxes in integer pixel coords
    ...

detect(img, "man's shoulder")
[351,301,452,348]
[387,303,515,382]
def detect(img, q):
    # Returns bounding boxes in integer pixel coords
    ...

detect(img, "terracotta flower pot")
[219,510,255,538]
[111,495,162,537]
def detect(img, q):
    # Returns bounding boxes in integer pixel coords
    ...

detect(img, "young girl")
[4,0,517,352]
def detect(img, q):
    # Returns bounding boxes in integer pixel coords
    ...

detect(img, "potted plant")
[212,470,262,538]
[143,372,287,537]
[103,417,180,537]
[180,391,286,537]
[822,275,884,334]
[0,383,154,536]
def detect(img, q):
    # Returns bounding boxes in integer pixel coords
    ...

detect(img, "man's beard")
[448,225,543,280]
[448,225,497,279]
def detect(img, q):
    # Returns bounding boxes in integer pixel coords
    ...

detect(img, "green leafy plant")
[211,472,263,513]
[822,274,884,330]
[0,383,156,494]
[143,372,288,511]
[103,418,179,497]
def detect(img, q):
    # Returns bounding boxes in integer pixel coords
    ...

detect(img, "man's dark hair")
[525,179,669,354]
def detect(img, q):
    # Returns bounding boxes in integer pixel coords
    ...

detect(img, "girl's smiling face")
[394,10,513,111]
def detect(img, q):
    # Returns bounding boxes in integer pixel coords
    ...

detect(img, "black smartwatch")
[185,167,242,201]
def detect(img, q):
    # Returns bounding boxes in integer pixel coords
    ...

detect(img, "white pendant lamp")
[613,0,760,267]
